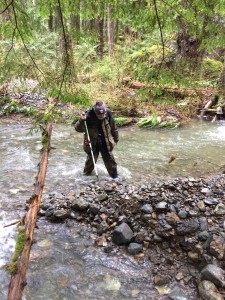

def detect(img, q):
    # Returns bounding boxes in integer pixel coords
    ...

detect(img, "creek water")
[0,120,225,300]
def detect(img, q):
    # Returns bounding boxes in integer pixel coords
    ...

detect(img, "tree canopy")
[0,0,225,99]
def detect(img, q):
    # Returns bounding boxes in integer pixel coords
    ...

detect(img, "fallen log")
[7,122,53,300]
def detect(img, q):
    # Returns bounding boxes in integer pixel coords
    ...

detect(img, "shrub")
[201,58,223,79]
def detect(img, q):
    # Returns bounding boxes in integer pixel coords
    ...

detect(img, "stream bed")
[0,120,225,300]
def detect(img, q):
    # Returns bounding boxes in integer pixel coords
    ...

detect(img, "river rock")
[198,230,210,241]
[176,218,199,235]
[168,285,189,300]
[201,188,212,195]
[45,207,54,217]
[96,221,109,234]
[89,203,100,215]
[53,209,70,219]
[214,203,225,215]
[112,223,134,245]
[127,242,143,255]
[154,274,170,286]
[71,197,89,210]
[201,264,225,287]
[97,192,108,201]
[155,201,168,211]
[40,200,52,210]
[141,204,153,214]
[178,210,188,219]
[165,212,180,225]
[49,191,64,199]
[198,280,223,300]
[204,198,219,205]
[199,217,208,231]
[188,251,200,261]
[197,200,206,212]
[209,235,225,260]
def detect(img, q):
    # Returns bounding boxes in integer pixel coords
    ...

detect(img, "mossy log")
[7,122,53,300]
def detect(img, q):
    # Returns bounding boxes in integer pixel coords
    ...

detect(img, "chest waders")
[84,120,99,181]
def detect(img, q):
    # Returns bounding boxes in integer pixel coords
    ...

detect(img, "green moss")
[41,133,48,146]
[7,226,27,275]
[202,58,223,79]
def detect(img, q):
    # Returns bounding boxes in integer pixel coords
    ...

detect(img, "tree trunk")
[7,123,53,300]
[114,19,119,44]
[55,5,61,31]
[176,22,201,62]
[218,62,225,97]
[175,0,203,64]
[48,11,54,32]
[107,5,114,56]
[97,16,104,58]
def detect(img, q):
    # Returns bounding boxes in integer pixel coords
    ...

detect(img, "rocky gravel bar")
[33,174,225,299]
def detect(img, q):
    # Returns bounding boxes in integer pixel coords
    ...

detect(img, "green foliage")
[34,104,62,125]
[127,45,175,82]
[201,58,223,79]
[177,96,202,118]
[0,32,58,84]
[137,116,161,128]
[0,98,37,116]
[158,121,179,128]
[93,56,121,82]
[66,116,79,125]
[114,117,132,127]
[0,95,11,107]
[7,226,27,275]
[1,0,225,121]
[137,115,180,128]
[73,40,98,74]
[47,88,90,107]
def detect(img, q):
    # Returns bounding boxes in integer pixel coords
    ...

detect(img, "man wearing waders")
[75,101,119,178]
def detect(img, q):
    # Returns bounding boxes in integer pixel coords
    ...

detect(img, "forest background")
[0,0,225,127]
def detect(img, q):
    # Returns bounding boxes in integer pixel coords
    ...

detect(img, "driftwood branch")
[7,122,53,300]
[4,219,21,228]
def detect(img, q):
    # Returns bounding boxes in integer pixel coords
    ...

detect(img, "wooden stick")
[3,220,21,228]
[7,122,53,300]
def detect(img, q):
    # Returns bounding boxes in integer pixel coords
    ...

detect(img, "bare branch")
[11,3,45,76]
[0,0,13,14]
[56,0,70,94]
[3,219,21,228]
[153,0,165,76]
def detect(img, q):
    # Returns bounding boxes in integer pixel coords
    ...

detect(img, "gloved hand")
[80,112,87,121]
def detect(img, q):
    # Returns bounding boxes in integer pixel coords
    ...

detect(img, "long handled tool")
[84,120,99,181]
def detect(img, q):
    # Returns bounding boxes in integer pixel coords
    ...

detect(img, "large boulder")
[201,264,225,288]
[112,223,134,245]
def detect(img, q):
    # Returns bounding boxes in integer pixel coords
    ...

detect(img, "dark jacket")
[75,108,119,153]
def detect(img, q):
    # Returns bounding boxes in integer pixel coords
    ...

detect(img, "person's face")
[96,113,105,120]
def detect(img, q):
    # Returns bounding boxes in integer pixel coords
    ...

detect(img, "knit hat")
[94,101,106,114]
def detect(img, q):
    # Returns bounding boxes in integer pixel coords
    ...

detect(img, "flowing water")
[0,120,225,300]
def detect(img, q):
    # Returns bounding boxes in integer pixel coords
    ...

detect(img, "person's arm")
[74,112,87,132]
[111,117,119,143]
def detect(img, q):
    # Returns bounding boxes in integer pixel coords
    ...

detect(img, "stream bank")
[0,81,216,127]
[36,174,225,299]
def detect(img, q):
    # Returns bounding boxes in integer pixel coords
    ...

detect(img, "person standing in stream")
[75,101,119,178]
